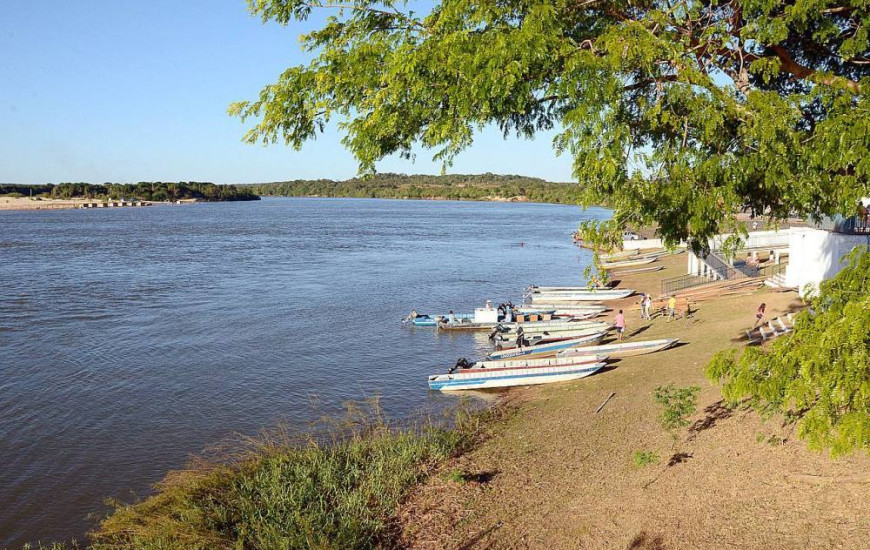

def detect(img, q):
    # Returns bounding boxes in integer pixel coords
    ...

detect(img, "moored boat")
[526,289,634,302]
[494,327,608,348]
[599,257,657,269]
[556,338,680,358]
[428,359,607,391]
[487,331,607,360]
[600,249,640,261]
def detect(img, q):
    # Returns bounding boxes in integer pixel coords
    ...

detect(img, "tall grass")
[28,401,501,550]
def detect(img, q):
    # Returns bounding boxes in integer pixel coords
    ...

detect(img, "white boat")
[600,249,640,261]
[527,289,634,302]
[472,354,609,370]
[487,331,607,360]
[611,265,665,275]
[557,338,680,358]
[527,285,611,292]
[599,257,657,269]
[494,327,609,348]
[428,358,607,391]
[517,304,607,313]
[494,319,607,333]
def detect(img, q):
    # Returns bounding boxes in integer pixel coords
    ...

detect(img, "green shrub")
[632,450,660,468]
[707,247,869,457]
[653,384,701,432]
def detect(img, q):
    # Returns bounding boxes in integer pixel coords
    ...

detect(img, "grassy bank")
[27,405,505,550]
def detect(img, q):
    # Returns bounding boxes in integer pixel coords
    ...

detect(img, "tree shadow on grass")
[627,531,666,550]
[462,470,499,484]
[687,400,734,440]
[667,452,693,467]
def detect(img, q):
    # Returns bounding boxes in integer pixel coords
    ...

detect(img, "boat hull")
[429,362,606,391]
[487,332,607,360]
[599,257,657,269]
[557,338,679,358]
[527,289,634,302]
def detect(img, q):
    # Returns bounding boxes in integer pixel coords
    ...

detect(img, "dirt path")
[399,254,869,550]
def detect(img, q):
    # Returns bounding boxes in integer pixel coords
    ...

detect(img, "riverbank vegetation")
[707,248,870,457]
[27,404,502,550]
[240,173,587,204]
[0,182,259,202]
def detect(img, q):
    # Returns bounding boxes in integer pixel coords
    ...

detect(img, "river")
[0,197,607,547]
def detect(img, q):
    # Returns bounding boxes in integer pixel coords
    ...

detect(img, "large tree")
[231,0,869,248]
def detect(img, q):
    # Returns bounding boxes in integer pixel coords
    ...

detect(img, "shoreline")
[396,253,870,549]
[14,247,868,549]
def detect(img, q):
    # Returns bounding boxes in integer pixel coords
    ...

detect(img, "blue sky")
[0,1,574,184]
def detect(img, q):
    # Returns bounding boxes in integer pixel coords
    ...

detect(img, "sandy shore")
[398,253,870,549]
[0,196,94,210]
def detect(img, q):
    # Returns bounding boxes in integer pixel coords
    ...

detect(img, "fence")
[661,261,787,295]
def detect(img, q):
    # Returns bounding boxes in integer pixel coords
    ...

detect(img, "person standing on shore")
[667,295,677,322]
[615,309,626,340]
[640,293,652,320]
[753,303,767,329]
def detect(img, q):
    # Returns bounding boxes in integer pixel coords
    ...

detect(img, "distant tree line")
[0,182,260,202]
[239,173,587,204]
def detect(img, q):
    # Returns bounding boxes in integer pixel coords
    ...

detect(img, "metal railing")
[661,262,787,295]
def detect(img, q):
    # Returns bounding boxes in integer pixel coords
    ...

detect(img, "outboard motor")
[449,357,473,373]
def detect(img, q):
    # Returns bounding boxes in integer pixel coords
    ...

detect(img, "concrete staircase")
[764,272,789,289]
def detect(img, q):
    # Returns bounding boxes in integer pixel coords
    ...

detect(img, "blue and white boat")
[406,313,472,327]
[487,331,607,360]
[428,356,607,391]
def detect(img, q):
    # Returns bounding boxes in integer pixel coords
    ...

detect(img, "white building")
[785,217,869,295]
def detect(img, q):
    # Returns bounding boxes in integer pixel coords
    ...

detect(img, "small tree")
[654,384,701,433]
[707,247,869,457]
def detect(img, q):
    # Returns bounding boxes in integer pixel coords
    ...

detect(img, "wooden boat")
[611,265,665,276]
[599,257,657,269]
[512,309,600,321]
[493,322,610,340]
[600,249,640,261]
[494,319,607,333]
[494,327,609,348]
[428,358,607,391]
[487,331,607,360]
[527,285,611,292]
[600,258,656,270]
[527,289,634,302]
[517,304,606,313]
[471,354,608,370]
[557,338,680,358]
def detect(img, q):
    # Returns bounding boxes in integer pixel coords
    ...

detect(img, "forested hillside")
[0,182,259,202]
[241,173,585,204]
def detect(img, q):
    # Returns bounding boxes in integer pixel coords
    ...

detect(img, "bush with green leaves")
[707,247,869,457]
[654,384,701,432]
[632,450,660,468]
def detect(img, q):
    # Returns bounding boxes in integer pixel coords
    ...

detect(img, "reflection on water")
[0,197,607,547]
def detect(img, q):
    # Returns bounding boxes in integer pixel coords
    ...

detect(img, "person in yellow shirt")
[667,295,677,322]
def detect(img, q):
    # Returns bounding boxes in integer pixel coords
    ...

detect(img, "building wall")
[784,227,869,294]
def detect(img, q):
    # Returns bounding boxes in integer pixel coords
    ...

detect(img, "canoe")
[428,360,607,391]
[611,265,665,276]
[494,319,607,333]
[556,338,680,358]
[517,304,606,313]
[635,249,685,260]
[438,320,499,331]
[512,309,600,321]
[527,285,611,292]
[600,257,658,269]
[471,354,608,370]
[600,249,640,261]
[494,327,610,348]
[493,322,610,339]
[487,331,608,360]
[527,289,634,302]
